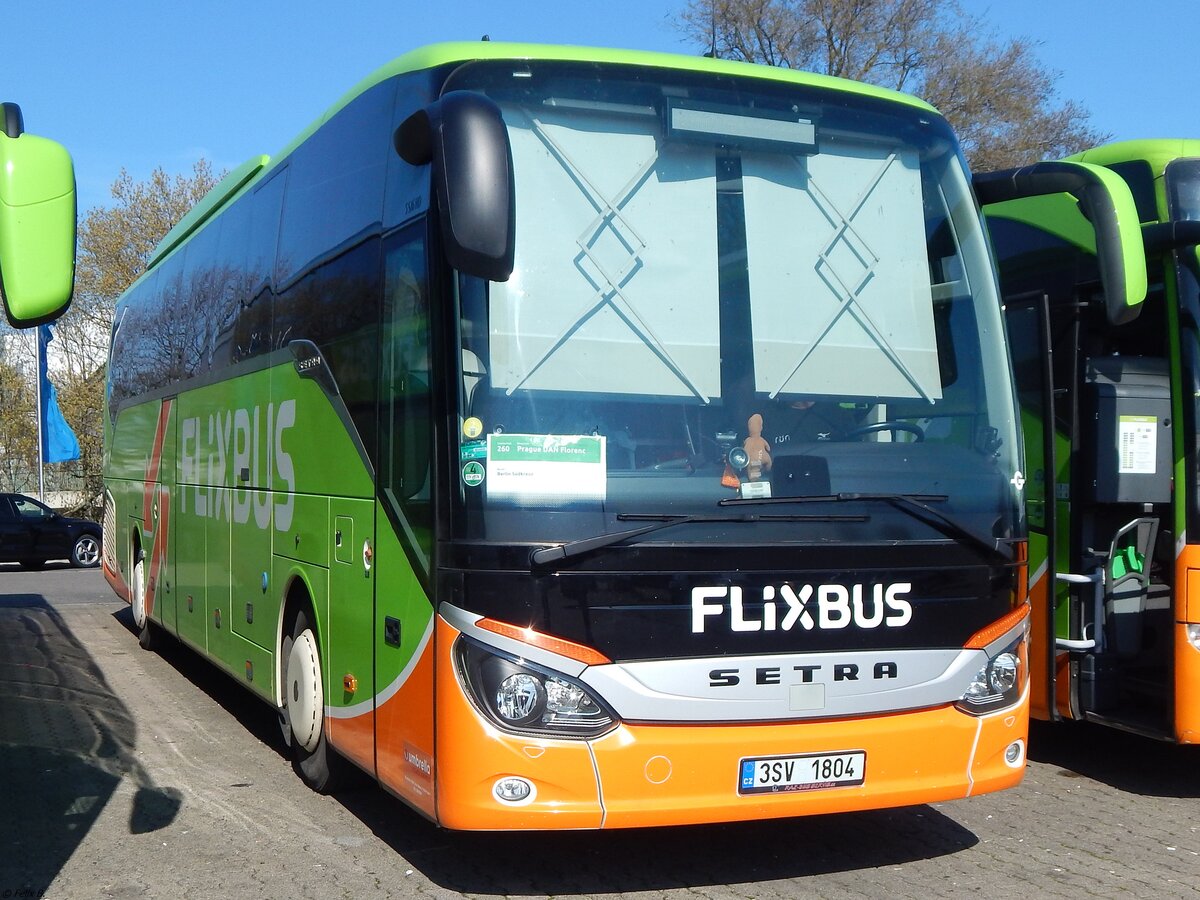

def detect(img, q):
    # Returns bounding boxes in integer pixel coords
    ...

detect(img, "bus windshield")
[1167,157,1200,221]
[448,61,1021,547]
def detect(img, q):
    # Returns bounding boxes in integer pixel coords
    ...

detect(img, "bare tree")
[0,355,36,492]
[674,0,1107,169]
[69,160,222,355]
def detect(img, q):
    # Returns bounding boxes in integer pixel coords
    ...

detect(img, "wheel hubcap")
[287,629,323,752]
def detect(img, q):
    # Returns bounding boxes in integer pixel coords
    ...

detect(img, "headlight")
[455,637,618,738]
[956,634,1027,715]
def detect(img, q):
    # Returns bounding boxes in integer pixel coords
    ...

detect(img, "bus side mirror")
[395,91,515,283]
[974,161,1146,327]
[0,103,76,327]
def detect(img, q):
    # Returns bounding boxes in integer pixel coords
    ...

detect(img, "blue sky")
[5,0,1196,215]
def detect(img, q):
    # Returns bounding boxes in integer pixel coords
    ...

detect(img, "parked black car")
[0,493,102,568]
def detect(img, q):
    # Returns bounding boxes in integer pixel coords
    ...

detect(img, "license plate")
[738,751,866,795]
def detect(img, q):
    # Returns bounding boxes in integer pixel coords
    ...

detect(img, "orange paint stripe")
[141,399,173,620]
[141,399,173,525]
[102,556,130,603]
[964,602,1030,650]
[145,485,170,619]
[476,618,611,665]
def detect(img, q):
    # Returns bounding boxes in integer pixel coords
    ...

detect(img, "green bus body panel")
[107,360,431,711]
[1067,139,1200,179]
[0,130,76,325]
[327,498,375,711]
[372,501,435,699]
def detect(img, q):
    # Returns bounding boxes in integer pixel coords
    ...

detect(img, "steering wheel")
[843,421,925,442]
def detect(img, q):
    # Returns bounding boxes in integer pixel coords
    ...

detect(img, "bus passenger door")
[1069,356,1173,732]
[372,224,437,818]
[1005,293,1064,720]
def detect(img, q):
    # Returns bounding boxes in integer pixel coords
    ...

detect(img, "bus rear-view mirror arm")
[974,160,1146,327]
[394,91,515,283]
[1141,220,1200,260]
[0,102,76,328]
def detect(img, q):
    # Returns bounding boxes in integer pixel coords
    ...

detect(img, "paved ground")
[1,563,1198,899]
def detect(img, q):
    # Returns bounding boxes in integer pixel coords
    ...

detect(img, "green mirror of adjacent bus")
[974,160,1147,326]
[0,102,76,327]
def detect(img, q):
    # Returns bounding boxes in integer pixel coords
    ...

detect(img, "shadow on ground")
[1027,719,1200,798]
[0,596,181,894]
[111,610,983,895]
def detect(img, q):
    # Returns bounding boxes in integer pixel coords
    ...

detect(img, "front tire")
[283,609,346,793]
[70,533,101,568]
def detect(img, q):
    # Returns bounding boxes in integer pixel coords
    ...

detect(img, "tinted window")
[273,84,394,457]
[178,219,222,379]
[1166,159,1200,221]
[230,171,285,364]
[12,496,52,518]
[206,197,253,372]
[379,224,432,572]
[275,81,395,288]
[1107,160,1159,223]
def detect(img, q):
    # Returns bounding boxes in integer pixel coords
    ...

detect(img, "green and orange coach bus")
[100,42,1141,829]
[987,139,1200,744]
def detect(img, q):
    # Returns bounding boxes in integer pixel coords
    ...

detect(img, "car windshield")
[446,60,1022,548]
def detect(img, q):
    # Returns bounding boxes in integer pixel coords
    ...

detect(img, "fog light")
[1188,624,1200,650]
[494,777,534,804]
[1004,739,1025,768]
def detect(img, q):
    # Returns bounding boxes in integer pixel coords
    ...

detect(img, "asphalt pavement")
[1,563,1198,899]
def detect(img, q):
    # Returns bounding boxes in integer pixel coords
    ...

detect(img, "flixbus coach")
[0,102,75,327]
[102,42,1139,829]
[985,139,1200,743]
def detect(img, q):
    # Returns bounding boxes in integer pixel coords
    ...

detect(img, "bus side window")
[380,224,432,567]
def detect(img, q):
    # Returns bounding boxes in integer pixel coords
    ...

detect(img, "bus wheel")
[131,553,159,651]
[284,609,345,793]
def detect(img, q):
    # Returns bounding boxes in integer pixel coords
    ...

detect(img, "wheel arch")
[276,568,321,709]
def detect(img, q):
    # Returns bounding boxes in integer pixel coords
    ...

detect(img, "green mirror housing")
[974,160,1146,327]
[0,105,76,327]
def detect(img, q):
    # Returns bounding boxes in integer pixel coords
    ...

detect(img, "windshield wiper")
[721,492,1011,561]
[529,511,866,569]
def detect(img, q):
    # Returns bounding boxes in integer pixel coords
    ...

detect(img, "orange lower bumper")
[433,618,1028,830]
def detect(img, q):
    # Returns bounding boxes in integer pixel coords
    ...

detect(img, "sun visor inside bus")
[487,100,722,401]
[742,145,940,402]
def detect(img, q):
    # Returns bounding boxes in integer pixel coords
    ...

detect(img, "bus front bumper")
[434,619,1028,830]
